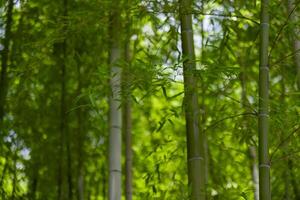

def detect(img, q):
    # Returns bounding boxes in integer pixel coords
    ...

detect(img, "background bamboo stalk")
[0,0,14,124]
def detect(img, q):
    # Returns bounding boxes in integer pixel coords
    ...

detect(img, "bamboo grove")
[0,0,299,200]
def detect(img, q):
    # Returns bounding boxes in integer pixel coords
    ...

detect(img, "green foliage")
[0,0,299,199]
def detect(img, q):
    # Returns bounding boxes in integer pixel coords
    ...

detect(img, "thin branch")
[270,125,300,161]
[205,112,256,131]
[271,150,300,163]
[146,9,259,24]
[194,12,259,25]
[223,94,257,113]
[269,1,299,57]
[271,48,300,67]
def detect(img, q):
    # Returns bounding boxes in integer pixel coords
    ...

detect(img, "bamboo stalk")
[123,1,133,199]
[179,0,206,199]
[258,0,271,199]
[288,0,300,90]
[124,40,132,200]
[0,0,14,124]
[287,3,300,198]
[108,1,122,199]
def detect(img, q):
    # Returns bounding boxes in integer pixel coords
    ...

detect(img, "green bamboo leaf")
[156,119,166,132]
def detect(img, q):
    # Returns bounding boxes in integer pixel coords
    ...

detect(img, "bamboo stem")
[258,0,271,199]
[179,0,206,199]
[0,0,14,125]
[108,1,122,199]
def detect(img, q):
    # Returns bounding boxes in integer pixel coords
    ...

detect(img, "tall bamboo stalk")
[76,59,84,200]
[200,1,209,186]
[0,0,14,124]
[56,43,65,200]
[285,1,300,199]
[123,40,132,200]
[238,45,259,200]
[123,1,133,199]
[108,0,122,199]
[249,146,259,200]
[56,0,70,199]
[288,0,300,89]
[287,3,300,198]
[62,1,73,199]
[179,0,206,199]
[258,0,271,199]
